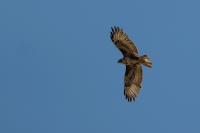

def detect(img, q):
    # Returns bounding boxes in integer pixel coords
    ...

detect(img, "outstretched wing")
[110,26,138,57]
[124,65,143,102]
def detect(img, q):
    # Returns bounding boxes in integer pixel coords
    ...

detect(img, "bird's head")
[141,55,152,68]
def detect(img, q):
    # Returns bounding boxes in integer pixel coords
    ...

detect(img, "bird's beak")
[147,62,152,68]
[143,57,152,68]
[145,61,152,68]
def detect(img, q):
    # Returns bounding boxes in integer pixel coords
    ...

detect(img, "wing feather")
[124,65,143,102]
[110,26,138,57]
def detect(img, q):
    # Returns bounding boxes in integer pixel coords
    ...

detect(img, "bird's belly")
[128,60,139,65]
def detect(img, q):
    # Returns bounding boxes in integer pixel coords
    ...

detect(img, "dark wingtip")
[126,97,135,102]
[125,95,136,102]
[124,90,136,102]
[111,27,114,32]
[111,26,121,31]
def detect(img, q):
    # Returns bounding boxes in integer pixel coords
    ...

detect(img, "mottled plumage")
[110,26,152,102]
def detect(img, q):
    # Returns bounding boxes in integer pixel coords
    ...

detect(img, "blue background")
[1,0,200,132]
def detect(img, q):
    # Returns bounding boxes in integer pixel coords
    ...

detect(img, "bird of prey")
[110,26,152,102]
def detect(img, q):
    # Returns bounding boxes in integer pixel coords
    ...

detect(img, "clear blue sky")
[0,0,200,133]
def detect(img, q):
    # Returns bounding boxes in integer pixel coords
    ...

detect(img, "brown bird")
[110,26,152,102]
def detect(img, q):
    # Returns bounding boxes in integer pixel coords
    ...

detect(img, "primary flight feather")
[110,26,152,102]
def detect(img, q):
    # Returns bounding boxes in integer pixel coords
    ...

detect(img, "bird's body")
[119,55,152,68]
[110,26,152,102]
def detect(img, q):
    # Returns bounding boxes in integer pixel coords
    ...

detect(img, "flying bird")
[110,26,152,102]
